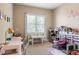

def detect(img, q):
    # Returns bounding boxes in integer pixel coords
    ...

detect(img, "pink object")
[48,48,53,54]
[58,39,67,44]
[57,39,67,49]
[48,48,66,55]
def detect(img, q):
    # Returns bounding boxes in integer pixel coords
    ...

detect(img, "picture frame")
[6,16,10,22]
[0,11,3,20]
[2,13,6,20]
[0,11,6,20]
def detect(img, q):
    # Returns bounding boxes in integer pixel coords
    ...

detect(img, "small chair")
[22,36,28,55]
[27,35,33,45]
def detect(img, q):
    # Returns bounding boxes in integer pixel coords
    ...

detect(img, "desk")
[32,36,44,45]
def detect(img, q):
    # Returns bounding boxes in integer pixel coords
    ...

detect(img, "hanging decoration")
[68,9,79,18]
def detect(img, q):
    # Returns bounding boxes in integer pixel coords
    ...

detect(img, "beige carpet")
[26,42,52,55]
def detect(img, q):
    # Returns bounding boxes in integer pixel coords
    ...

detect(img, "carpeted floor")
[26,42,53,55]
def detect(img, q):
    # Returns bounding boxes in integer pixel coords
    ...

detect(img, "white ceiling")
[18,3,63,10]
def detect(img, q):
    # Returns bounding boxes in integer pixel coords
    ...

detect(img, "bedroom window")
[25,14,45,35]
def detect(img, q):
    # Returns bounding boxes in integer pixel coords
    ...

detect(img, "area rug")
[48,48,67,55]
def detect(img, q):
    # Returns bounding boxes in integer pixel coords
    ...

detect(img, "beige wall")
[0,3,13,27]
[13,4,54,35]
[0,3,13,18]
[53,3,79,29]
[0,3,13,43]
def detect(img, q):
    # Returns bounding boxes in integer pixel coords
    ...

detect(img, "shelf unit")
[48,29,55,43]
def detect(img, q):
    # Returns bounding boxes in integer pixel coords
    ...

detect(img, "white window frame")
[25,13,47,35]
